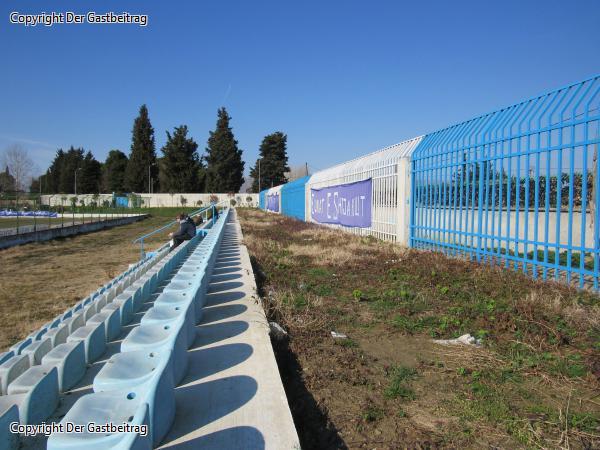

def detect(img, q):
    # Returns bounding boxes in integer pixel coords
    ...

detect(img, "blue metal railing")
[132,204,220,259]
[410,74,600,289]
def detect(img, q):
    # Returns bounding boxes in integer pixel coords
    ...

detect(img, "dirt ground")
[238,208,600,450]
[0,215,175,349]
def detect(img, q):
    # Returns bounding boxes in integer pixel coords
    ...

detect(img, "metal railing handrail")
[132,201,229,258]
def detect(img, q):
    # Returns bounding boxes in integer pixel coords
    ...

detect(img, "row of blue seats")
[0,210,58,217]
[47,209,230,449]
[0,230,179,450]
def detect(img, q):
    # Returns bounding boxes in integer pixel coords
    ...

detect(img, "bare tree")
[0,144,35,192]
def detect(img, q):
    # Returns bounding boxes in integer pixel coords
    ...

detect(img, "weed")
[384,365,417,400]
[362,406,383,422]
[307,267,331,277]
[336,338,358,348]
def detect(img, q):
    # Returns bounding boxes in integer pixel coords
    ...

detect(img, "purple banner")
[266,193,280,212]
[311,178,372,227]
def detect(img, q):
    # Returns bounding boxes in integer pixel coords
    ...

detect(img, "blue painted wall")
[259,190,267,209]
[281,176,310,220]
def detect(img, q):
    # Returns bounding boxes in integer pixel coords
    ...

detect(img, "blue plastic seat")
[44,322,70,347]
[121,323,188,385]
[62,312,85,334]
[163,280,200,305]
[87,308,121,342]
[93,350,174,446]
[0,402,19,450]
[7,366,59,424]
[141,303,196,348]
[0,352,13,366]
[47,391,151,450]
[9,338,31,356]
[41,341,86,392]
[66,323,106,364]
[95,293,108,312]
[122,285,143,313]
[83,303,98,323]
[21,337,52,365]
[0,354,30,395]
[103,294,134,326]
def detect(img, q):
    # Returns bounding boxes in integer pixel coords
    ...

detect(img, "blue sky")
[1,0,599,178]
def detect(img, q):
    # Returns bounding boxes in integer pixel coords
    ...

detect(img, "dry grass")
[0,216,175,349]
[238,207,600,450]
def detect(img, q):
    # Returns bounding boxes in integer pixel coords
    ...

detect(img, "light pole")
[74,168,82,195]
[258,159,261,193]
[148,163,156,194]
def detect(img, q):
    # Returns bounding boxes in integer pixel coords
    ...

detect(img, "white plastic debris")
[433,333,482,347]
[330,331,348,340]
[269,322,288,340]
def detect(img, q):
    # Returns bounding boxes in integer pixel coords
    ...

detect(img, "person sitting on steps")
[169,213,196,251]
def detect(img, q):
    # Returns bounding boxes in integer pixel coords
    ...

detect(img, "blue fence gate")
[410,76,600,289]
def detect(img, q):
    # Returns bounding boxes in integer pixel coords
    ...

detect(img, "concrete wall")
[0,215,147,250]
[412,207,595,253]
[40,193,259,208]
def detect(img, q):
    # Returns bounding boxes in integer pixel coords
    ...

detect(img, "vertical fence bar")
[410,75,600,290]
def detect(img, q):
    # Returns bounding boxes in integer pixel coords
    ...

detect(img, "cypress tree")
[126,104,157,192]
[205,107,245,192]
[78,151,102,194]
[58,147,85,193]
[103,150,128,193]
[249,132,290,192]
[160,125,201,192]
[47,149,65,193]
[0,166,15,193]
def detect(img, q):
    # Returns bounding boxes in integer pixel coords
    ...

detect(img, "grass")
[384,365,418,400]
[237,207,600,449]
[0,214,176,349]
[0,217,73,229]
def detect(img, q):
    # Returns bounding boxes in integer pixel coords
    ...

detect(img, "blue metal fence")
[410,75,600,289]
[259,190,267,210]
[281,176,309,220]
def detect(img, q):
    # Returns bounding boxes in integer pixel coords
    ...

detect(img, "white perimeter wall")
[305,137,422,245]
[41,193,259,208]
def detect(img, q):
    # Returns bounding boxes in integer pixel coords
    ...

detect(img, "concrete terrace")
[17,210,298,450]
[160,211,299,449]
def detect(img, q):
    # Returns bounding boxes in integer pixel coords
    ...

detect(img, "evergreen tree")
[103,150,128,193]
[197,156,207,193]
[0,166,15,193]
[46,149,65,193]
[125,104,157,192]
[249,132,290,192]
[160,125,202,192]
[79,151,102,194]
[205,107,245,192]
[58,147,85,193]
[29,176,40,193]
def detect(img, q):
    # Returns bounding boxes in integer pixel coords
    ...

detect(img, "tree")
[29,177,40,193]
[46,149,65,193]
[0,165,16,193]
[57,147,85,194]
[78,151,102,194]
[126,104,157,192]
[1,145,34,192]
[205,107,245,192]
[249,132,290,192]
[160,126,202,192]
[103,150,128,193]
